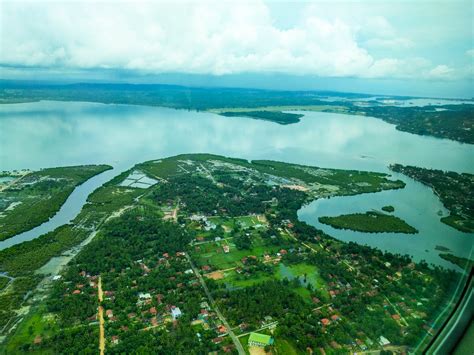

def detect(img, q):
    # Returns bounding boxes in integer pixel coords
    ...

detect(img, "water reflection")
[0,101,473,174]
[0,101,472,261]
[298,173,474,269]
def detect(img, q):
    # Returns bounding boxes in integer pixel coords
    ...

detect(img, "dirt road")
[98,276,105,355]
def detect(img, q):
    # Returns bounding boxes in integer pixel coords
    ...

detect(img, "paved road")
[237,321,279,338]
[185,253,245,355]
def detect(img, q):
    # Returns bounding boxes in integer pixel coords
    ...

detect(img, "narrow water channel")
[298,173,474,270]
[0,168,121,250]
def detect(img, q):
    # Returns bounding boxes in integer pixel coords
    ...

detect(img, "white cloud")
[427,65,455,79]
[0,0,467,80]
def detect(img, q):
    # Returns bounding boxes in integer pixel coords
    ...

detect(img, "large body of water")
[0,101,472,267]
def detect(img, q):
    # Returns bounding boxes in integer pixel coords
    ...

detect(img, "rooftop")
[248,332,273,346]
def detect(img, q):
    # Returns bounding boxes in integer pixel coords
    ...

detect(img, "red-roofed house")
[218,325,227,333]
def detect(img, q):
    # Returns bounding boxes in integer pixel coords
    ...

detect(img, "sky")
[0,0,473,97]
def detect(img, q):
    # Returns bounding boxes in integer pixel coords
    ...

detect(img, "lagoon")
[0,101,473,265]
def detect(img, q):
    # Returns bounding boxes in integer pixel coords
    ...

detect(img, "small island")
[319,211,418,234]
[382,205,395,213]
[219,110,304,125]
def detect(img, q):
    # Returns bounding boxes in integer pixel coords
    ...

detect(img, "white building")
[171,307,182,320]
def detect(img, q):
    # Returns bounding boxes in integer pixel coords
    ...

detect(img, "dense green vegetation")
[1,81,473,143]
[0,277,9,291]
[0,275,42,330]
[439,253,474,270]
[391,164,474,233]
[32,211,224,354]
[0,164,112,240]
[0,225,88,277]
[382,205,395,213]
[354,104,474,144]
[219,110,303,124]
[319,211,418,234]
[0,154,462,354]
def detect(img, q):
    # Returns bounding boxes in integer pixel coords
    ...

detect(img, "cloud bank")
[0,0,471,81]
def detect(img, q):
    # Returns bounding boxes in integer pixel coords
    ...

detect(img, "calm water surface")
[0,101,473,265]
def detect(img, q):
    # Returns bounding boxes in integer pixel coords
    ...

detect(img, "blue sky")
[0,0,472,97]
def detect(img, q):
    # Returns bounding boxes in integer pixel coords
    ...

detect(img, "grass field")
[3,306,56,354]
[194,239,278,270]
[273,339,301,355]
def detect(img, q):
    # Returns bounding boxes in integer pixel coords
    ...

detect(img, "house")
[379,336,390,346]
[223,245,230,253]
[391,314,400,321]
[248,332,274,348]
[331,315,340,321]
[171,306,182,320]
[111,336,120,345]
[149,307,157,315]
[218,325,227,333]
[321,318,330,326]
[212,337,224,344]
[72,289,81,295]
[106,310,114,319]
[138,292,151,300]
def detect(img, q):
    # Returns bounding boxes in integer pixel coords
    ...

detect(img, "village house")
[171,306,182,320]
